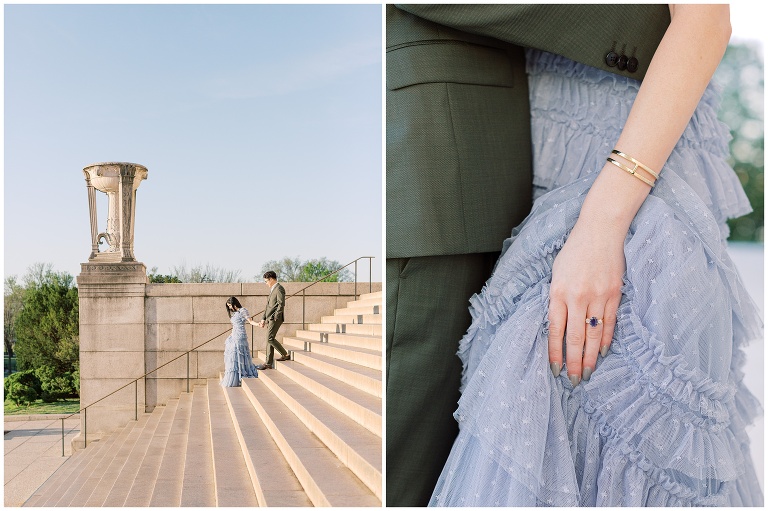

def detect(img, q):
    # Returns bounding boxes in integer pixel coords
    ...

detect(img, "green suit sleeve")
[393,4,670,81]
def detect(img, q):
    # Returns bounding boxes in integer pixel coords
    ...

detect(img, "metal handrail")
[61,256,375,455]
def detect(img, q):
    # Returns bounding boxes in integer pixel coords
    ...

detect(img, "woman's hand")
[548,215,625,385]
[548,164,645,386]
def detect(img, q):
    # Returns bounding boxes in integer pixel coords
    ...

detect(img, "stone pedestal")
[73,262,148,451]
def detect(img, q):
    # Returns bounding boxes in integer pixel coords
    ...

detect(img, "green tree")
[13,267,79,377]
[148,267,182,283]
[716,42,764,241]
[259,256,353,282]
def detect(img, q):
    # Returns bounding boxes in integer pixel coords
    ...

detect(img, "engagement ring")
[586,316,603,327]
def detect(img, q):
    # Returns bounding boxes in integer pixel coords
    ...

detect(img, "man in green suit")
[257,270,290,369]
[386,4,670,506]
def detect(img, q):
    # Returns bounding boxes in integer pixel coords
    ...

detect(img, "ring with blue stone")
[586,316,603,327]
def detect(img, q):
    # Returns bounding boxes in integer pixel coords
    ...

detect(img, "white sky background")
[4,4,382,282]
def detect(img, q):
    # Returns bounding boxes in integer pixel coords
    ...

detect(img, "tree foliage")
[148,267,182,283]
[13,266,79,377]
[716,42,764,242]
[258,256,353,282]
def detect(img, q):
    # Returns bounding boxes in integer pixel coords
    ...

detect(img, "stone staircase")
[23,291,382,507]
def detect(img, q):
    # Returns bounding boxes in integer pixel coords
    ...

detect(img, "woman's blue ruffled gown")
[220,307,259,387]
[429,50,763,507]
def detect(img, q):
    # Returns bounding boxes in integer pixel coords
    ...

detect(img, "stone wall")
[143,281,381,408]
[76,265,380,449]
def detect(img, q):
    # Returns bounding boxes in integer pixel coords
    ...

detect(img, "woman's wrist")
[579,161,653,236]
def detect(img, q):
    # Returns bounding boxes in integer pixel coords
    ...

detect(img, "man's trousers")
[265,319,288,365]
[386,252,498,506]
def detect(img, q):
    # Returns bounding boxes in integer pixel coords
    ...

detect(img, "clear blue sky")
[4,4,382,282]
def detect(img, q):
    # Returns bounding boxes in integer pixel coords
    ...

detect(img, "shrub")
[35,365,77,402]
[4,370,41,407]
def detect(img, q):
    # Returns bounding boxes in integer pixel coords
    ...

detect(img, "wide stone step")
[150,391,193,506]
[28,415,134,507]
[273,359,381,436]
[207,379,259,507]
[283,338,382,371]
[291,350,381,399]
[357,290,382,301]
[124,399,179,506]
[307,323,382,336]
[242,377,380,507]
[294,329,381,351]
[22,429,99,506]
[79,414,153,506]
[334,305,379,316]
[101,406,166,506]
[180,384,216,506]
[247,369,381,499]
[222,386,312,507]
[344,297,382,308]
[320,314,381,325]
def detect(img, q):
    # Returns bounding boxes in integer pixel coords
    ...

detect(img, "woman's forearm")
[580,4,731,232]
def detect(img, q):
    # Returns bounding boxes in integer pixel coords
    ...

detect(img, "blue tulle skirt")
[429,50,763,506]
[220,334,258,387]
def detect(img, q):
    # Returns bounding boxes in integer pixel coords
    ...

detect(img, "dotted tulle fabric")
[429,50,764,507]
[220,307,259,387]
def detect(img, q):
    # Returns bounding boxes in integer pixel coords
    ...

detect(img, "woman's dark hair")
[226,296,242,318]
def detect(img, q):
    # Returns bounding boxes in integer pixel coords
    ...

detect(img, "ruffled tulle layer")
[429,51,763,506]
[220,337,259,387]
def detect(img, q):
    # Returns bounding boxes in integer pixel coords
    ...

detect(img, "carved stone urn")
[82,162,148,262]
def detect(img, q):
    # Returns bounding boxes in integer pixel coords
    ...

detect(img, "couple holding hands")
[220,270,290,388]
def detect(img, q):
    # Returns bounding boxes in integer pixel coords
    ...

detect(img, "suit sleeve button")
[617,54,628,71]
[627,57,639,73]
[605,51,619,67]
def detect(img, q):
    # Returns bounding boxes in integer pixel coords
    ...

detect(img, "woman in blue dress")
[220,296,259,387]
[430,5,763,507]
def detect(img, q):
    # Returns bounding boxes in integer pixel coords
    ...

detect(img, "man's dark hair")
[263,271,277,280]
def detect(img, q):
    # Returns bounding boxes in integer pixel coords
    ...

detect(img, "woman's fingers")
[582,309,604,381]
[547,299,567,378]
[564,301,588,387]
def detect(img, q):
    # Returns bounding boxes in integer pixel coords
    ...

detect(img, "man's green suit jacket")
[386,4,670,259]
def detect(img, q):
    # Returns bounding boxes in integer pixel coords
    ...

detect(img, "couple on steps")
[220,270,290,388]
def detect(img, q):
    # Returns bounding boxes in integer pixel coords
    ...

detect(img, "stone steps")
[294,329,381,351]
[320,314,382,325]
[149,391,192,506]
[23,291,382,507]
[207,379,260,506]
[292,350,382,398]
[334,305,380,316]
[271,358,381,435]
[79,414,152,506]
[242,377,380,506]
[246,369,381,499]
[180,384,216,506]
[307,322,382,336]
[282,337,382,371]
[222,383,313,506]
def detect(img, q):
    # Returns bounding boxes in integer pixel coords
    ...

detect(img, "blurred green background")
[716,42,764,242]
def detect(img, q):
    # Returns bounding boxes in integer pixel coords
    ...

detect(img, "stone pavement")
[4,414,80,507]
